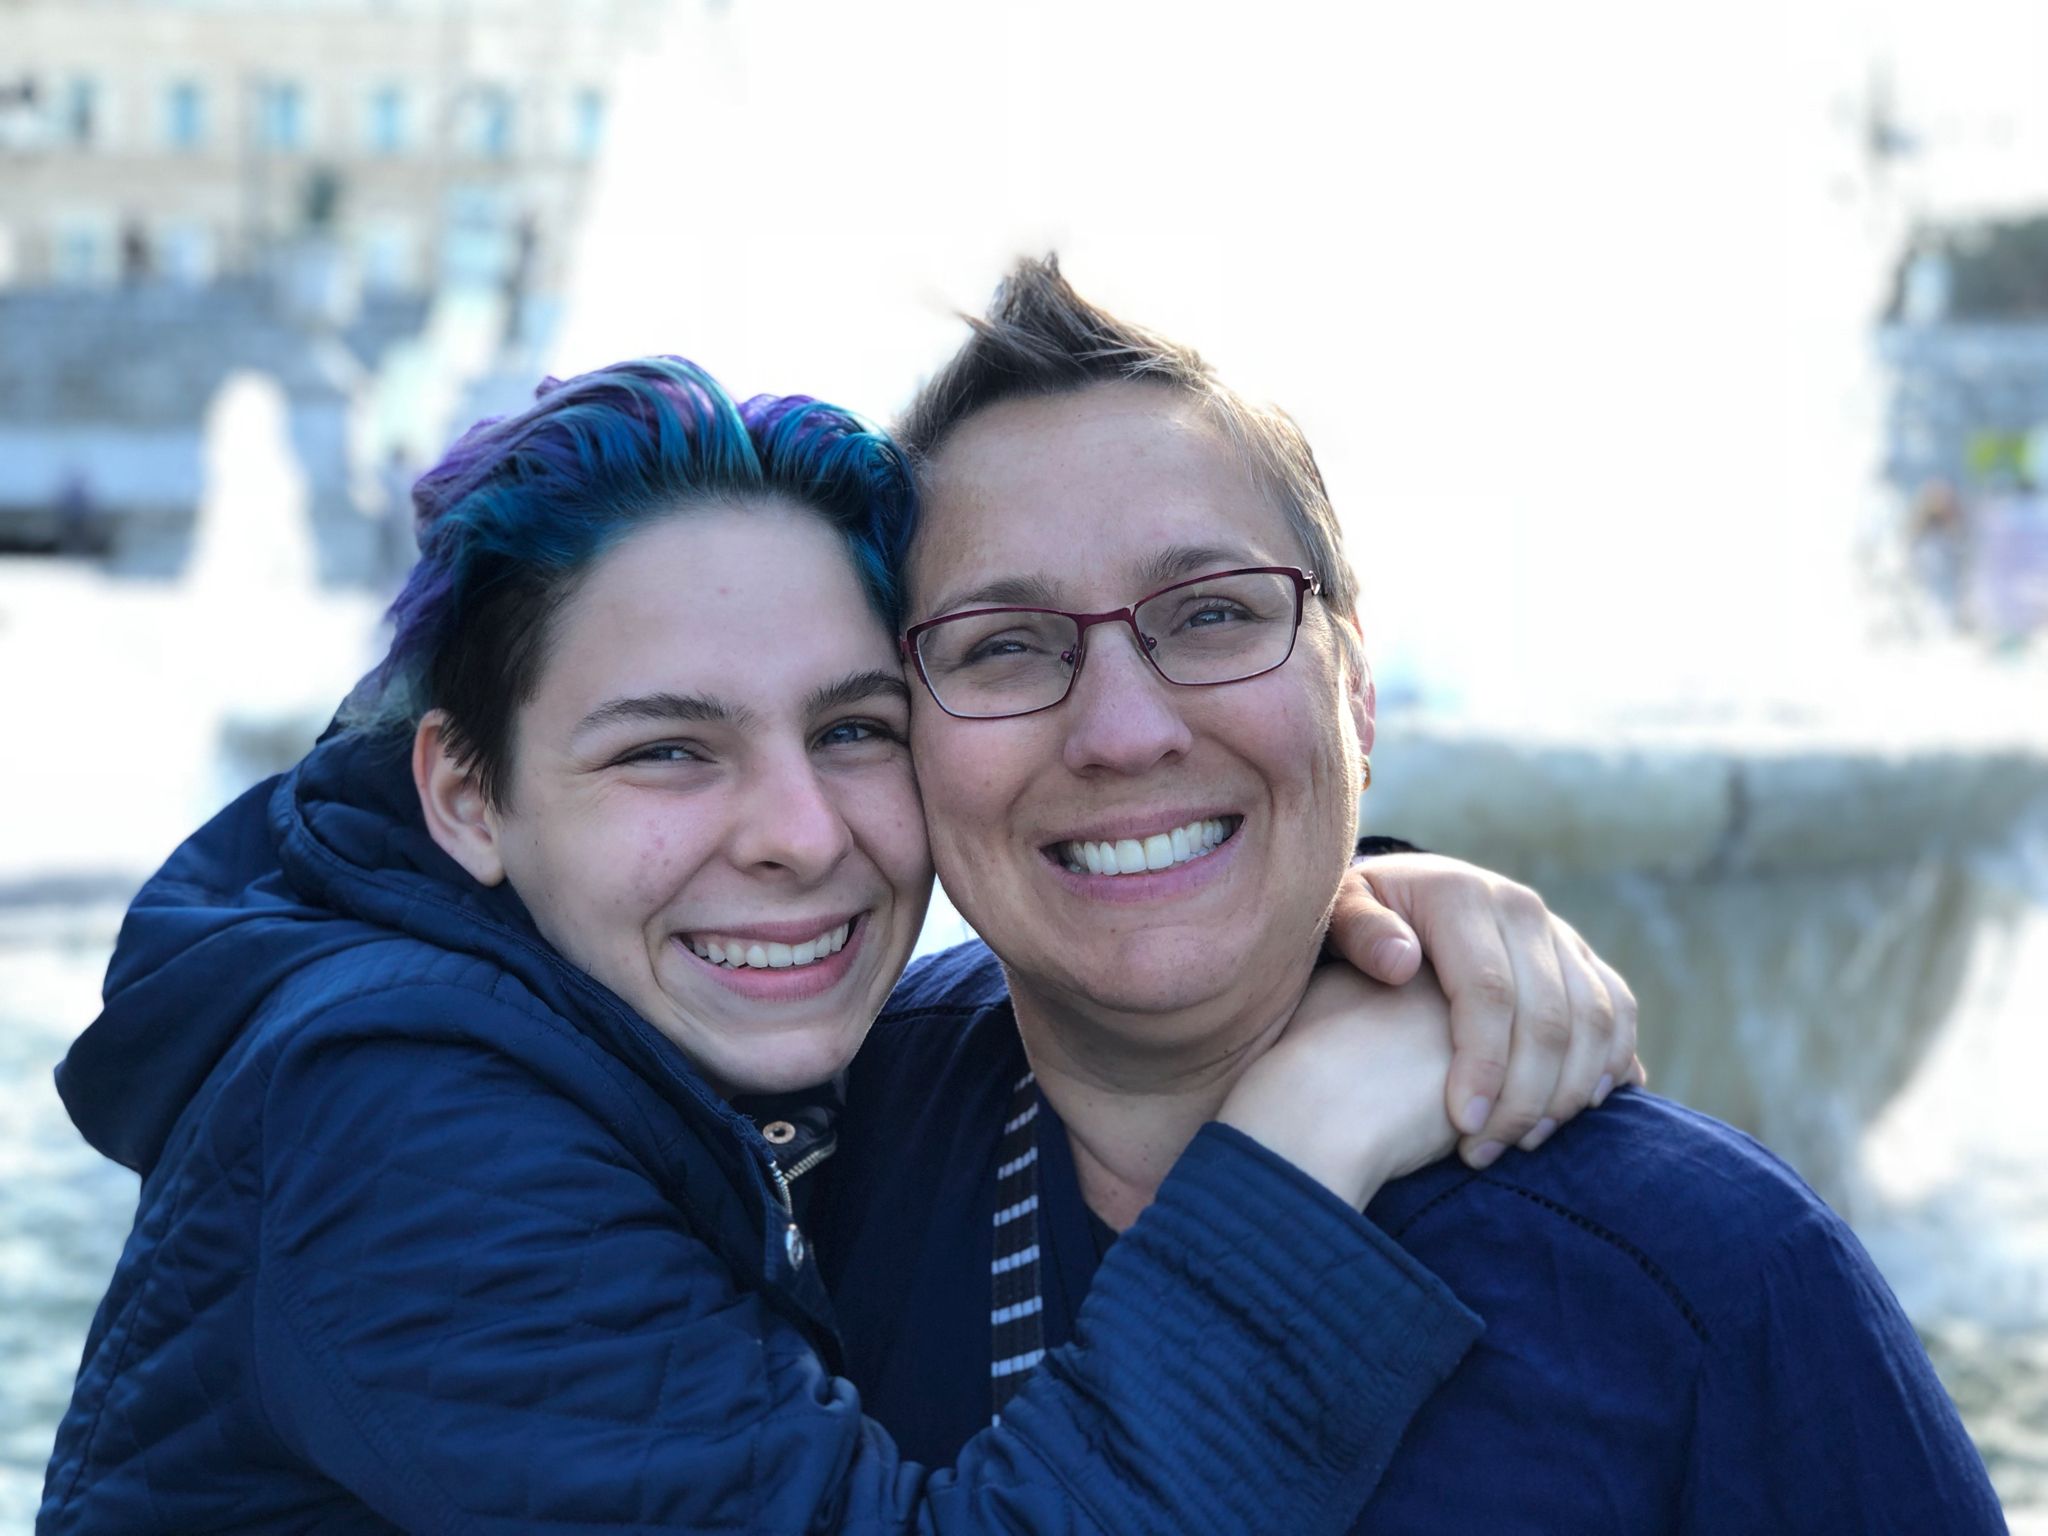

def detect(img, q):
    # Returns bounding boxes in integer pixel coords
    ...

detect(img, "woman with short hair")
[818,258,2003,1532]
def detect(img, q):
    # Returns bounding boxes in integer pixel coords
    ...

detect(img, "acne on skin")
[417,502,934,1098]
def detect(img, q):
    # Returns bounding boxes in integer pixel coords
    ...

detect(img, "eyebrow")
[925,573,1066,616]
[573,691,756,739]
[1134,543,1266,591]
[804,669,912,716]
[572,672,909,741]
[924,542,1266,619]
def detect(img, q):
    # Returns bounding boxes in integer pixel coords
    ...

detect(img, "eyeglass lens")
[915,569,1303,719]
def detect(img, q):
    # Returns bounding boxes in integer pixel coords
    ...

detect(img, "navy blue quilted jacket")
[39,729,1481,1535]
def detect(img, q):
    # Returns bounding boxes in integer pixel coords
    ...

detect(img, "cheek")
[1216,672,1360,850]
[907,718,978,825]
[1278,645,1362,775]
[1273,694,1365,857]
[518,796,711,935]
[910,715,1044,836]
[848,772,936,889]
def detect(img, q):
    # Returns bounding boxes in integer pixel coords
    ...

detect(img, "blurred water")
[0,375,385,894]
[1859,900,2048,1511]
[0,913,137,1532]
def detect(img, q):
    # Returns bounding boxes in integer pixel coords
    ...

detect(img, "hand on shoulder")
[1218,964,1457,1210]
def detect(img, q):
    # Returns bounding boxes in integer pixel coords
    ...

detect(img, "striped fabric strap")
[989,1067,1046,1421]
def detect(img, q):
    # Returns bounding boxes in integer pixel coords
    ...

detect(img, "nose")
[1060,620,1195,776]
[726,744,853,883]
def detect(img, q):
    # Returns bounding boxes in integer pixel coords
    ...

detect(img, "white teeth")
[689,921,852,971]
[1061,819,1235,877]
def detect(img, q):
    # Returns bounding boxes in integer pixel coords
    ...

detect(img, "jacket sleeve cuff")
[1009,1120,1480,1536]
[1353,834,1424,860]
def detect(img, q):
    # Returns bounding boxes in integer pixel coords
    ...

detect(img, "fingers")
[1587,949,1641,1100]
[1523,924,1617,1144]
[1413,886,1517,1145]
[1353,853,1643,1174]
[1327,864,1423,985]
[1456,885,1568,1167]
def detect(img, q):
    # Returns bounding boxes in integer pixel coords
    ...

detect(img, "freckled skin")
[480,503,934,1095]
[906,384,1372,1064]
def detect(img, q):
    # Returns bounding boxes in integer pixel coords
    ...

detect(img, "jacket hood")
[57,730,753,1183]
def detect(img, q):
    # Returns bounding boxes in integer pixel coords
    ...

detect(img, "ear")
[413,711,507,887]
[1341,610,1375,759]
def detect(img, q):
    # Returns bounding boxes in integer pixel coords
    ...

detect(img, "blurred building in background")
[0,0,663,583]
[1882,217,2048,647]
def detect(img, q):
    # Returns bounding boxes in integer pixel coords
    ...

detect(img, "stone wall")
[1361,721,2048,1210]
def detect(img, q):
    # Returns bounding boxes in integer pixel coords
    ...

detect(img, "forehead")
[540,500,892,699]
[911,382,1302,615]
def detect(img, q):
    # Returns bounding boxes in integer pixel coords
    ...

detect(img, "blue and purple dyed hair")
[345,355,916,806]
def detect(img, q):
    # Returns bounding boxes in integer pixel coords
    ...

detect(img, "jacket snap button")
[762,1120,797,1145]
[784,1223,807,1268]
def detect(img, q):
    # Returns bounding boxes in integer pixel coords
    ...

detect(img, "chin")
[1056,934,1250,1017]
[708,1028,866,1097]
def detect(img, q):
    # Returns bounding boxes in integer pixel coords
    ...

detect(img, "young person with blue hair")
[42,355,1633,1534]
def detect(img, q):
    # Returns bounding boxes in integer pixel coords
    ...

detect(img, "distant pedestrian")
[1909,477,1966,625]
[54,472,92,558]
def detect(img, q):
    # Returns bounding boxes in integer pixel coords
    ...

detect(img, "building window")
[165,81,205,150]
[360,219,419,293]
[574,89,604,160]
[463,86,513,160]
[259,82,305,152]
[0,78,41,152]
[62,78,97,147]
[440,184,513,286]
[366,85,407,155]
[158,220,215,285]
[52,218,115,285]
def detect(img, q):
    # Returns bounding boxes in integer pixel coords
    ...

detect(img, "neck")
[1009,962,1313,1233]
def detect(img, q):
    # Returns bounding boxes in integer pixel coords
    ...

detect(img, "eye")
[966,634,1045,662]
[817,718,903,750]
[619,741,706,766]
[1180,598,1253,630]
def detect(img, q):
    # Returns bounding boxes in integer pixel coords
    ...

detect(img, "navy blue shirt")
[814,943,2004,1533]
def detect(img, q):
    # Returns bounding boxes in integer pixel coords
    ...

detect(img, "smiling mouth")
[686,921,853,971]
[1053,816,1241,876]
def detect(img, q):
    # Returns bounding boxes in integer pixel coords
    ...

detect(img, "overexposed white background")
[7,2,2048,1526]
[554,0,2048,726]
